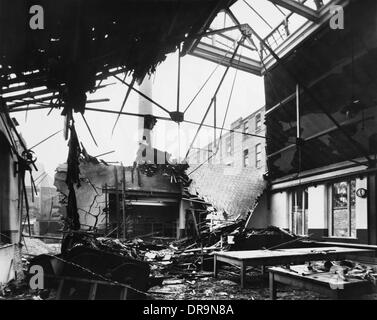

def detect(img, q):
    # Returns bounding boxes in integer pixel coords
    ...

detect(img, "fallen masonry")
[2,152,377,300]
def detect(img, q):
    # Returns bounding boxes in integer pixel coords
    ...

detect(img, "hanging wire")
[242,0,273,30]
[183,45,237,114]
[111,76,136,135]
[184,36,245,161]
[29,129,63,150]
[188,49,243,176]
[113,74,170,114]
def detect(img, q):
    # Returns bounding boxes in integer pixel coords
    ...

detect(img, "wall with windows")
[187,105,266,171]
[267,174,369,244]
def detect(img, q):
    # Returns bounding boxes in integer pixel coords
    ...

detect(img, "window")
[329,179,356,238]
[255,143,262,168]
[243,121,249,139]
[225,132,233,156]
[290,188,308,236]
[255,113,262,131]
[243,149,249,167]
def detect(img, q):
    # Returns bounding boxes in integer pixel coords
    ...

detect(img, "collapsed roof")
[0,0,234,112]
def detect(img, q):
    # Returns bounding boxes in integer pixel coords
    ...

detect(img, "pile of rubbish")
[59,218,244,278]
[307,260,377,284]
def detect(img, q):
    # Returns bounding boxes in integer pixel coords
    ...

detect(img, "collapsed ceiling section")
[0,0,234,113]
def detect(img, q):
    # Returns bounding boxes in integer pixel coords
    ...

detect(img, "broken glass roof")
[188,0,339,75]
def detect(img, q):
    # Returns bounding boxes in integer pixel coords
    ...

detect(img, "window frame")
[243,149,249,167]
[255,143,262,168]
[255,112,262,132]
[328,178,357,239]
[289,188,309,236]
[243,120,249,140]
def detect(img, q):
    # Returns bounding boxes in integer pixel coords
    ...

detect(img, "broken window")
[329,179,356,238]
[290,188,308,236]
[243,149,249,167]
[255,143,262,168]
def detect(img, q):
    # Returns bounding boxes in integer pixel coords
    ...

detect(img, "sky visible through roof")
[15,0,324,182]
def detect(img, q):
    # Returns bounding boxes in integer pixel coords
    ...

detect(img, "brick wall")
[188,164,267,220]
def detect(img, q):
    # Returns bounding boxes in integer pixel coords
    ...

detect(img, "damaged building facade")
[54,160,190,239]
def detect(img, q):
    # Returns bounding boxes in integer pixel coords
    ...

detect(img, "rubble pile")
[307,260,377,284]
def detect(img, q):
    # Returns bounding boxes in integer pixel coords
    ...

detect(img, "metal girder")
[199,24,248,37]
[190,42,262,76]
[268,0,319,21]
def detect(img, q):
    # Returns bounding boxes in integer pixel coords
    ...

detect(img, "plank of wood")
[215,247,374,261]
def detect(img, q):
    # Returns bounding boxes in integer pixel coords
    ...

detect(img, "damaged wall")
[188,164,267,220]
[54,161,183,232]
[0,111,28,285]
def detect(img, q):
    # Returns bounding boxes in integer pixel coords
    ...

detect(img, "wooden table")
[268,266,371,300]
[213,246,374,288]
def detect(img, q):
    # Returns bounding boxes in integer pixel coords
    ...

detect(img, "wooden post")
[269,272,277,300]
[191,210,200,237]
[114,166,120,239]
[121,163,126,239]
